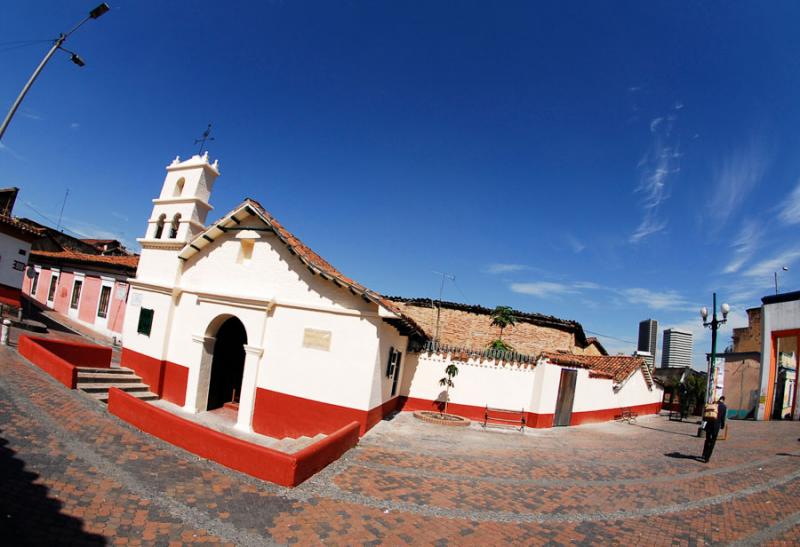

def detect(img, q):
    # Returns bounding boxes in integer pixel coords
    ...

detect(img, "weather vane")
[194,123,215,155]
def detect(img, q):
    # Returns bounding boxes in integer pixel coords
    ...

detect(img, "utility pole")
[698,293,729,436]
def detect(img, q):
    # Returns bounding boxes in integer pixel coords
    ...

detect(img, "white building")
[120,154,662,439]
[661,328,693,368]
[757,290,800,421]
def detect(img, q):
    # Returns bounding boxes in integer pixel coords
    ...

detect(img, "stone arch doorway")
[206,316,248,411]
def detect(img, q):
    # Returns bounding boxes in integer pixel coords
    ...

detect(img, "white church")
[121,153,662,441]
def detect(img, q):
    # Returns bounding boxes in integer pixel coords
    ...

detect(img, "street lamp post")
[698,293,729,435]
[774,266,789,295]
[0,3,110,142]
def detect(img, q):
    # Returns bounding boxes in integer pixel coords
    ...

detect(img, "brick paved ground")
[2,326,800,545]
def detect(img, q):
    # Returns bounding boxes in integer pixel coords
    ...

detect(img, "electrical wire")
[584,329,635,345]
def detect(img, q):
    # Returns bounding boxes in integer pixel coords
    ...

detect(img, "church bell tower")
[135,153,220,285]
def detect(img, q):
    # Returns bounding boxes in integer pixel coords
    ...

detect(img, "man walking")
[702,396,727,463]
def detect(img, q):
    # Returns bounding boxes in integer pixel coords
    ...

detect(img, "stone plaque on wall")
[303,328,331,351]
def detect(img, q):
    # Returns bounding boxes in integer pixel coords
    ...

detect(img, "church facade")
[121,154,661,440]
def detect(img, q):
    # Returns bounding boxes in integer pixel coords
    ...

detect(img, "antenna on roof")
[432,271,455,344]
[56,188,69,232]
[194,123,214,155]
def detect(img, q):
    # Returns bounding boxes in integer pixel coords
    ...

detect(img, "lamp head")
[783,266,790,271]
[721,303,730,318]
[70,53,85,67]
[700,306,709,320]
[89,3,110,19]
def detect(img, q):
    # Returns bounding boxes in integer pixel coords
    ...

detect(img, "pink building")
[23,251,138,337]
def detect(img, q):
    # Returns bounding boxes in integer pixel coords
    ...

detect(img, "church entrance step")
[76,366,156,405]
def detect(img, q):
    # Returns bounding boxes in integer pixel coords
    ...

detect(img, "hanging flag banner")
[714,357,725,401]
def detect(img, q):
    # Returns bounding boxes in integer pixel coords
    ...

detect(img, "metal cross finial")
[194,123,215,155]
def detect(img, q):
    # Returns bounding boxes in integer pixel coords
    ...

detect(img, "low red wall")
[121,347,187,405]
[0,282,22,308]
[108,388,359,487]
[18,335,112,388]
[18,335,78,388]
[396,396,660,428]
[569,402,662,426]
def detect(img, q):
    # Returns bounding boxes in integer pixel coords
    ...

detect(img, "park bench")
[483,405,526,432]
[616,408,638,423]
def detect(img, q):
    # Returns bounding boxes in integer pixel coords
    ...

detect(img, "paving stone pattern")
[2,330,800,545]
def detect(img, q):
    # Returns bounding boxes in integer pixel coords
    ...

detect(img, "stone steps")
[76,366,157,404]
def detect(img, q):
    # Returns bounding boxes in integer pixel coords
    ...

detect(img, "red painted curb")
[108,387,359,487]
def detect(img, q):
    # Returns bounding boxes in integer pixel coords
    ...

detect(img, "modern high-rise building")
[661,328,693,368]
[637,319,658,369]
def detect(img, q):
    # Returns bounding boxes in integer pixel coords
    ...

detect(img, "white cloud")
[649,117,664,132]
[486,263,528,274]
[564,234,585,253]
[674,102,684,110]
[620,287,696,312]
[630,119,681,243]
[70,122,80,130]
[510,282,579,297]
[778,181,800,225]
[709,141,769,227]
[20,109,43,121]
[743,247,800,278]
[723,220,763,274]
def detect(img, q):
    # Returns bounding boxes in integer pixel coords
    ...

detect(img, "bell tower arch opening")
[206,316,248,411]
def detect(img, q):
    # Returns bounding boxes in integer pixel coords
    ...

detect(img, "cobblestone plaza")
[2,335,799,546]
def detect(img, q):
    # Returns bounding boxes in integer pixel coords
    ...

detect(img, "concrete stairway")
[269,433,327,454]
[76,367,158,404]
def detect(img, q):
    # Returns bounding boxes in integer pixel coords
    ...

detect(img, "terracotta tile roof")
[30,250,139,272]
[541,351,652,387]
[0,214,44,238]
[584,337,609,355]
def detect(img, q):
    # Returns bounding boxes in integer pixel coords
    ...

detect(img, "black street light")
[0,3,110,141]
[697,292,729,436]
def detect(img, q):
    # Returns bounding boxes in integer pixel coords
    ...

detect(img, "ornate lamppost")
[698,292,729,436]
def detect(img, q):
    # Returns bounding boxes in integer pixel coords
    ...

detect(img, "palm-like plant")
[489,305,517,350]
[439,362,459,415]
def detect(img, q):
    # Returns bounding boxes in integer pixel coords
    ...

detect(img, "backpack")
[703,403,719,420]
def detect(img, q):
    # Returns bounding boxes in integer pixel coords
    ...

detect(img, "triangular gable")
[177,198,424,338]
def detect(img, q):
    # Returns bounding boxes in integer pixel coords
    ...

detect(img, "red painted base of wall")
[252,389,403,438]
[18,335,112,389]
[0,283,22,308]
[396,396,660,428]
[121,347,188,406]
[108,387,359,487]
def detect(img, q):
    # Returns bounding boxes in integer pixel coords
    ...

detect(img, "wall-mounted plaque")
[303,328,331,351]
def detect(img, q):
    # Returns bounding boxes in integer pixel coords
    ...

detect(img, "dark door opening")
[553,369,578,427]
[207,317,247,411]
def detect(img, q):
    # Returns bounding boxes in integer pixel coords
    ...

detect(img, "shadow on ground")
[0,433,106,545]
[664,451,704,462]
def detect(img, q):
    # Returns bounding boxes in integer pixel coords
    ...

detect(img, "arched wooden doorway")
[207,316,247,411]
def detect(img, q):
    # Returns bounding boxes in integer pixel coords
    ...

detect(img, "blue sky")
[2,1,800,366]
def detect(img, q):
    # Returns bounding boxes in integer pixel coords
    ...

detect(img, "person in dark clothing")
[702,396,727,463]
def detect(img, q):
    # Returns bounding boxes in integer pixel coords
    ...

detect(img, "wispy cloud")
[630,115,680,243]
[510,282,580,297]
[111,211,129,222]
[778,180,800,225]
[0,142,25,161]
[723,220,763,274]
[564,234,585,253]
[486,263,528,274]
[70,122,80,130]
[19,109,42,121]
[620,287,697,312]
[709,140,769,228]
[743,247,800,278]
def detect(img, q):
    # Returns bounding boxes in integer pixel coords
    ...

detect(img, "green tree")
[489,305,517,350]
[439,362,459,415]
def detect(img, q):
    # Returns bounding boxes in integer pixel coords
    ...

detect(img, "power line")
[584,329,635,345]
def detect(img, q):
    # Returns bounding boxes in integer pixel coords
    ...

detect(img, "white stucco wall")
[758,299,800,420]
[403,352,538,412]
[0,232,31,290]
